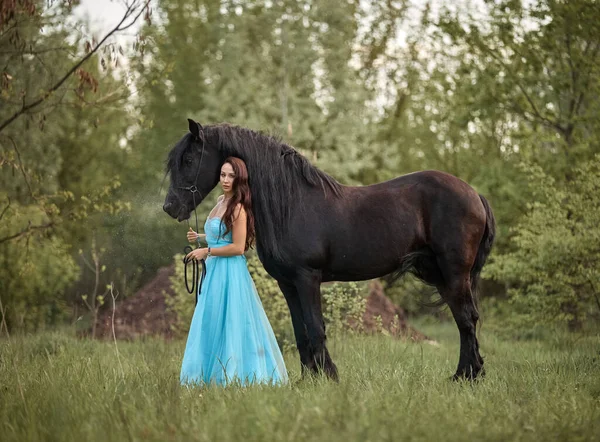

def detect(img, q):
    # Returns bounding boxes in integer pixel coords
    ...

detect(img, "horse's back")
[363,170,478,194]
[344,170,483,217]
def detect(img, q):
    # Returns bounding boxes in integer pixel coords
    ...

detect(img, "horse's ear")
[187,118,203,138]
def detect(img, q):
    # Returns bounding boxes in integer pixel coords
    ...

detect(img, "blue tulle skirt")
[180,219,288,387]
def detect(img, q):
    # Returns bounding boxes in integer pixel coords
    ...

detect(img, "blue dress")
[180,216,288,386]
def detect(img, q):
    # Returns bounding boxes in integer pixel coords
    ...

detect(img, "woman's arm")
[187,228,206,243]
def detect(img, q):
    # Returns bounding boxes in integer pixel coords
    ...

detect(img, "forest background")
[1,0,599,336]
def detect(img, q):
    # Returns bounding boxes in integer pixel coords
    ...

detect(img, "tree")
[0,0,150,133]
[436,0,600,178]
[0,0,149,331]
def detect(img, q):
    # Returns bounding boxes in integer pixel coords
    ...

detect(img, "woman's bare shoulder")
[234,203,246,219]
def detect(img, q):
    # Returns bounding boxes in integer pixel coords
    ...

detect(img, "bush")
[0,199,80,332]
[486,156,600,329]
[321,281,368,335]
[164,253,191,337]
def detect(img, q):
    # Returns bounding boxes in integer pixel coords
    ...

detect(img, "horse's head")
[163,118,223,221]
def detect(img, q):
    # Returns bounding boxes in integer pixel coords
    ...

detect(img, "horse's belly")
[321,260,399,282]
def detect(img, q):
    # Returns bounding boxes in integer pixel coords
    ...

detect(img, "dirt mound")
[95,266,176,340]
[96,265,428,342]
[361,280,428,341]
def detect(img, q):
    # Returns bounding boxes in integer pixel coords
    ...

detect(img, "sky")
[74,0,147,43]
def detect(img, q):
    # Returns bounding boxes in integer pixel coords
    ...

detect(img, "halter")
[178,132,207,306]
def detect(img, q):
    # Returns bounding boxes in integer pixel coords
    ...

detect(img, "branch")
[81,294,94,313]
[565,33,581,124]
[586,277,600,314]
[593,291,600,314]
[0,295,8,338]
[0,222,54,245]
[474,38,564,133]
[72,87,130,107]
[0,46,73,56]
[33,52,56,78]
[0,0,150,133]
[512,75,562,133]
[109,283,124,377]
[566,33,577,96]
[0,196,9,221]
[0,21,19,39]
[0,134,34,197]
[573,43,600,119]
[79,253,96,273]
[3,88,70,116]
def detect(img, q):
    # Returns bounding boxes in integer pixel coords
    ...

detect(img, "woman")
[180,157,288,386]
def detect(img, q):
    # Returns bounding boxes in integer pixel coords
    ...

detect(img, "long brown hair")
[221,157,255,250]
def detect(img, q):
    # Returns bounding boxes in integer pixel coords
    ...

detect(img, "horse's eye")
[184,157,193,165]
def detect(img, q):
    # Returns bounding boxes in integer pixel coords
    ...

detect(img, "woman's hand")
[185,247,209,261]
[187,227,205,243]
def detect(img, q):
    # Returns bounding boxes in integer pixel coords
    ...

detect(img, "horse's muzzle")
[163,202,187,220]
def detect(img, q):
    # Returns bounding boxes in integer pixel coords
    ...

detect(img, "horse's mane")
[207,123,343,261]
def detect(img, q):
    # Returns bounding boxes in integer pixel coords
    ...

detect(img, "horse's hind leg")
[437,270,484,380]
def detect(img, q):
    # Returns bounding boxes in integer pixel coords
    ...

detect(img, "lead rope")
[180,131,207,307]
[182,190,206,307]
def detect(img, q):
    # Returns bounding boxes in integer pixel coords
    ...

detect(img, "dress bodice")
[204,217,232,248]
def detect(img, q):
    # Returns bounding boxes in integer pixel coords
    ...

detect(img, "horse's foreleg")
[295,271,338,381]
[277,280,311,375]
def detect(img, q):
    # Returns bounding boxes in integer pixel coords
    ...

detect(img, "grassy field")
[1,320,599,442]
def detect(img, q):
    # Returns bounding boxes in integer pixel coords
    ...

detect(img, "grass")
[1,320,599,442]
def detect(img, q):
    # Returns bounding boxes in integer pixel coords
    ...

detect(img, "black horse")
[163,119,496,381]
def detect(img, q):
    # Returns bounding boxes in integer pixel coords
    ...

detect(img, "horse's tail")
[470,194,496,307]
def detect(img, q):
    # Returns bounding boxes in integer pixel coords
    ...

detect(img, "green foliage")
[128,0,376,185]
[434,0,600,173]
[321,282,368,335]
[0,7,152,334]
[4,0,600,333]
[165,253,191,337]
[0,198,79,330]
[1,325,599,441]
[166,253,367,346]
[0,2,139,331]
[487,155,600,327]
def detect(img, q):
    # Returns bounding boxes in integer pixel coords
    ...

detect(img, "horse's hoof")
[452,365,484,382]
[323,362,339,382]
[326,369,339,383]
